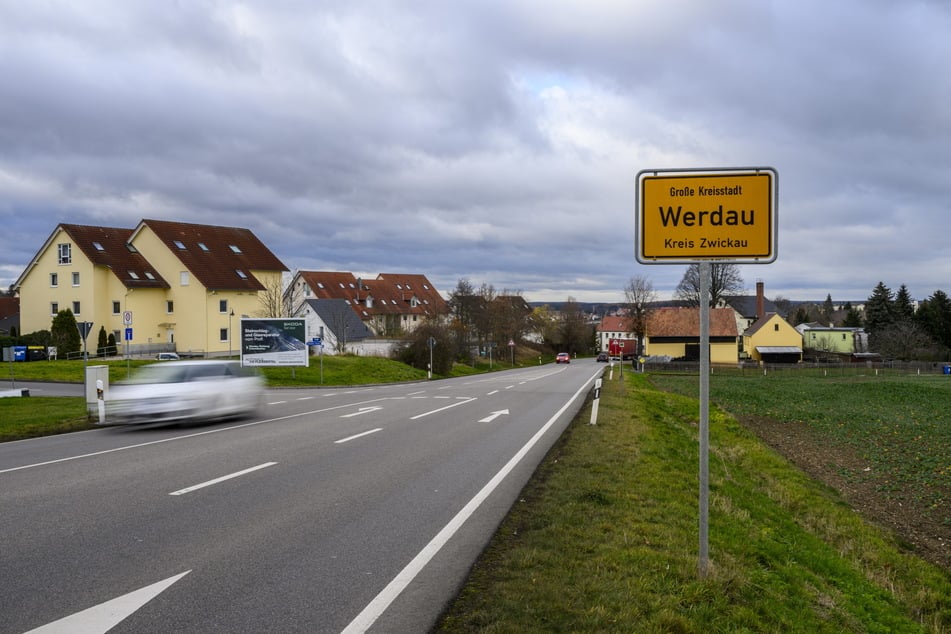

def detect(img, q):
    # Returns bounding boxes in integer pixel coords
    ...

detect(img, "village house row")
[8,220,866,362]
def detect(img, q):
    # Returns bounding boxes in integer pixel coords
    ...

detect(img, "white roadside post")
[589,378,603,425]
[96,379,105,424]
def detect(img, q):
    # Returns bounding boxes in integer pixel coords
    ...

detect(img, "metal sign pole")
[699,261,711,577]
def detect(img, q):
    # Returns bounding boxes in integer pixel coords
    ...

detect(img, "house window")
[93,241,105,251]
[220,328,229,342]
[774,324,779,332]
[145,271,156,280]
[51,302,59,315]
[72,272,80,286]
[180,272,189,286]
[174,240,186,250]
[229,245,242,254]
[112,301,121,314]
[57,243,71,264]
[128,271,140,280]
[72,301,81,314]
[219,299,228,313]
[166,301,174,313]
[50,273,58,287]
[235,269,248,279]
[198,242,209,251]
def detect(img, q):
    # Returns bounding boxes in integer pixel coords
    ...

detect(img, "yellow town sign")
[635,167,777,264]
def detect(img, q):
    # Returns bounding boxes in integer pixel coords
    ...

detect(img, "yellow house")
[742,313,803,364]
[15,220,287,357]
[644,307,738,363]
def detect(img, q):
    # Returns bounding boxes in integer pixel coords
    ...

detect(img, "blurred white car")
[104,360,264,425]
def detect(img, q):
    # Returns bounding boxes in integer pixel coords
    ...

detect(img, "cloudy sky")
[2,0,949,304]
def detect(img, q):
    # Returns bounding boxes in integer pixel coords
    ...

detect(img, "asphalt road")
[1,361,604,633]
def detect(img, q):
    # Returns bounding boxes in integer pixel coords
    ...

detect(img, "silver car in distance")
[104,360,264,425]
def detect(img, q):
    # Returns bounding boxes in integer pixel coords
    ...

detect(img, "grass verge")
[436,371,951,632]
[0,397,90,442]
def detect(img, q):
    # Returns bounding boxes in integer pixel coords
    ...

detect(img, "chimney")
[756,280,765,320]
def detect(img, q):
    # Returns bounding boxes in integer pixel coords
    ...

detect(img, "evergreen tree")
[50,309,82,359]
[894,284,916,321]
[865,282,895,352]
[842,302,864,328]
[821,294,835,325]
[97,325,108,356]
[916,290,951,351]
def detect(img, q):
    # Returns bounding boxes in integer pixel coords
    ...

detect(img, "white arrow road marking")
[478,409,510,423]
[24,570,191,634]
[341,406,383,418]
[335,428,383,444]
[169,462,277,496]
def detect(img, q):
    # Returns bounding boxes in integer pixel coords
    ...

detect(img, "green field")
[650,371,951,532]
[438,371,951,632]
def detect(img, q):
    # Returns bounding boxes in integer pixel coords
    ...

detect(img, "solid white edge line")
[335,428,383,444]
[169,462,277,496]
[341,368,603,634]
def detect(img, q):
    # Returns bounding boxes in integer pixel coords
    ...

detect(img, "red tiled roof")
[598,316,630,332]
[0,296,18,319]
[60,224,170,289]
[136,219,287,291]
[296,271,449,320]
[647,307,738,338]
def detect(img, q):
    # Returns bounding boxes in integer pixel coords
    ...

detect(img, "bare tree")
[623,275,656,355]
[558,297,591,355]
[675,263,744,307]
[874,321,934,361]
[257,274,287,318]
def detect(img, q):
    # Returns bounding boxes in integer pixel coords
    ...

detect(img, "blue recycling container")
[944,365,951,375]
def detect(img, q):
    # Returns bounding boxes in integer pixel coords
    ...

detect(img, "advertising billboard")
[240,318,309,367]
